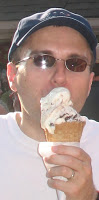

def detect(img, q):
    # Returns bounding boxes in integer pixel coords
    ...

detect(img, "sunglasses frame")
[15,53,90,72]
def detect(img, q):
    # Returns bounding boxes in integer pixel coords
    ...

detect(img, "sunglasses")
[15,54,89,72]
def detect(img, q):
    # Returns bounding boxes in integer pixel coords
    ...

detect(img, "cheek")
[70,73,93,112]
[15,68,50,105]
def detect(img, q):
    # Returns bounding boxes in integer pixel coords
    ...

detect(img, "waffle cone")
[44,121,85,142]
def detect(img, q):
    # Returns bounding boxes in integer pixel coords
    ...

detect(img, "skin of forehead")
[19,26,92,61]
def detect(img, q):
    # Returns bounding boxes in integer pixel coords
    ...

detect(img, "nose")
[51,61,67,87]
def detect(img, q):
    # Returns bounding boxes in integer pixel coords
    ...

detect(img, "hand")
[44,145,97,200]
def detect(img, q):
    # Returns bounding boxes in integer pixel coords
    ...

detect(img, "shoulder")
[0,112,20,138]
[0,112,16,126]
[81,116,99,144]
[85,117,99,130]
[82,116,99,129]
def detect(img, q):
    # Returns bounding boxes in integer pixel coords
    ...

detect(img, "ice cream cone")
[44,121,85,142]
[40,87,86,143]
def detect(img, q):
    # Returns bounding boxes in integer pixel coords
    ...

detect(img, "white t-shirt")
[80,117,99,190]
[0,112,57,200]
[0,112,99,200]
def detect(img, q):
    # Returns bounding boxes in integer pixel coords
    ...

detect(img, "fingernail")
[51,145,58,152]
[44,157,48,162]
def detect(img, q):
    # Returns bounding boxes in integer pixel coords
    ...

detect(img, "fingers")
[46,165,75,180]
[44,145,92,184]
[44,146,92,188]
[43,145,96,200]
[46,163,95,200]
[47,178,67,192]
[44,152,91,175]
[47,173,97,200]
[51,145,91,164]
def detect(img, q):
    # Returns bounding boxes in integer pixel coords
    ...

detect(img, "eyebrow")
[68,54,89,63]
[29,50,53,56]
[29,50,90,63]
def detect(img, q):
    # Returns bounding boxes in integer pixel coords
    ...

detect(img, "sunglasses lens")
[66,58,87,72]
[34,55,55,68]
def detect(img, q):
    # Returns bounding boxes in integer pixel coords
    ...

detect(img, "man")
[0,8,99,200]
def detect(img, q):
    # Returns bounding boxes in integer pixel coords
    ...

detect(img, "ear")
[7,62,17,92]
[87,72,94,97]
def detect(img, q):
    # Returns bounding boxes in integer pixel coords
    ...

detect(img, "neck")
[16,112,46,142]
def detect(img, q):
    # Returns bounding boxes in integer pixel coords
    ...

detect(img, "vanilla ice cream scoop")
[40,87,84,136]
[40,87,72,127]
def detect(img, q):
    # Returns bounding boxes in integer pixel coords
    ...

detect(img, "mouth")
[41,87,55,98]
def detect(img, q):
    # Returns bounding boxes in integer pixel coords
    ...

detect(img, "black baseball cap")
[8,8,97,62]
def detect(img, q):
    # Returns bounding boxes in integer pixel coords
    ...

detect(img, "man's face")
[8,26,94,119]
